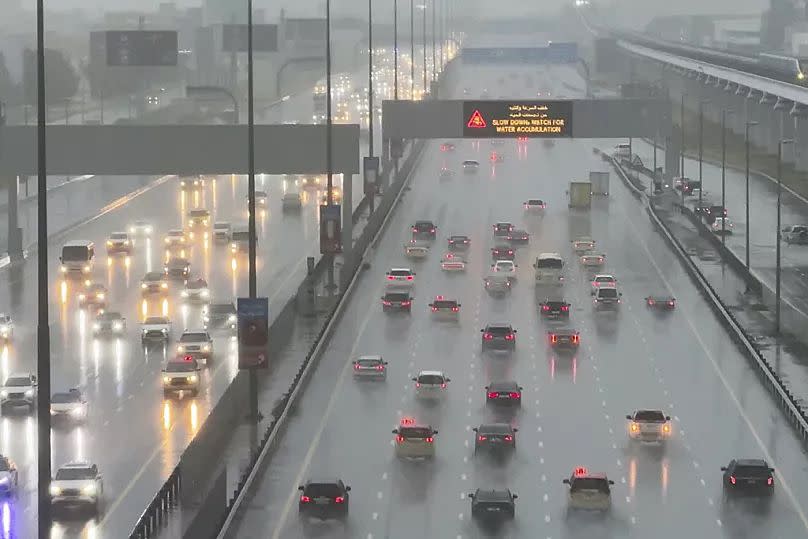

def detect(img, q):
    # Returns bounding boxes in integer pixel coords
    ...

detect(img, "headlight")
[70,407,84,417]
[106,241,112,246]
[129,227,135,233]
[93,323,100,331]
[124,240,129,245]
[164,238,170,244]
[50,409,56,415]
[78,294,86,301]
[82,484,96,495]
[24,390,34,397]
[60,266,67,273]
[161,328,167,334]
[177,345,185,352]
[161,283,168,289]
[228,315,236,323]
[0,391,7,398]
[163,376,171,383]
[97,293,105,300]
[201,290,209,298]
[113,322,123,331]
[83,265,90,272]
[146,226,153,233]
[50,485,61,496]
[141,283,147,289]
[202,345,210,352]
[189,375,198,383]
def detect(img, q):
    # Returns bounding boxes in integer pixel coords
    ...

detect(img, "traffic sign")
[462,100,573,138]
[237,297,269,369]
[319,204,342,254]
[364,156,380,196]
[466,109,487,129]
[106,31,178,66]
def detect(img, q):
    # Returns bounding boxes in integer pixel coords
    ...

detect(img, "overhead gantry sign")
[463,101,573,137]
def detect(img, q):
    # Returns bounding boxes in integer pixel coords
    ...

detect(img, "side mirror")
[345,486,351,492]
[626,415,632,420]
[769,468,775,472]
[457,304,462,307]
[411,378,417,382]
[512,494,518,499]
[609,480,615,485]
[428,304,434,308]
[445,378,451,382]
[720,467,727,472]
[513,428,519,432]
[562,479,570,484]
[484,385,490,390]
[480,329,484,332]
[472,427,478,432]
[31,376,37,384]
[298,485,304,491]
[467,493,475,499]
[513,329,518,333]
[665,416,671,421]
[432,430,438,434]
[392,429,399,434]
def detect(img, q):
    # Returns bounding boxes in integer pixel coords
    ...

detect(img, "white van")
[613,143,631,159]
[533,253,564,286]
[60,241,95,276]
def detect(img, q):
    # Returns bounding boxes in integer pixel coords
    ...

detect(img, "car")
[626,409,672,445]
[645,295,676,310]
[162,355,202,396]
[447,235,470,249]
[352,355,387,380]
[782,224,808,244]
[523,199,547,211]
[711,217,734,234]
[428,296,460,319]
[721,459,775,503]
[78,283,108,309]
[93,312,126,337]
[298,479,350,519]
[563,467,614,512]
[50,462,104,516]
[704,205,728,221]
[593,287,621,311]
[176,330,213,363]
[682,179,702,195]
[469,489,517,521]
[481,88,490,98]
[213,221,232,242]
[186,209,211,239]
[141,271,169,296]
[473,423,517,453]
[300,175,321,189]
[491,244,515,261]
[182,278,210,303]
[164,229,187,246]
[440,252,466,271]
[481,323,517,351]
[440,141,455,152]
[128,220,153,236]
[491,260,517,279]
[490,138,505,146]
[693,199,713,216]
[0,373,37,413]
[580,252,606,268]
[282,192,303,212]
[385,268,416,288]
[462,160,480,172]
[411,220,437,239]
[381,291,412,312]
[50,388,88,422]
[484,274,512,293]
[493,222,514,238]
[572,237,595,253]
[485,381,522,405]
[591,274,617,295]
[0,315,13,342]
[246,190,268,207]
[203,302,237,331]
[539,299,571,319]
[106,232,132,255]
[164,257,191,280]
[141,316,171,343]
[392,422,437,458]
[507,229,529,243]
[404,240,430,259]
[0,456,18,496]
[413,370,450,399]
[180,176,205,191]
[548,329,580,351]
[439,168,455,181]
[490,151,504,163]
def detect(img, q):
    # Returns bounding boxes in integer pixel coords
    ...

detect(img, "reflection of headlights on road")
[177,346,185,353]
[97,293,105,300]
[113,322,123,331]
[189,375,198,383]
[49,485,61,496]
[141,283,147,289]
[81,484,96,495]
[92,323,100,331]
[161,282,168,289]
[164,238,170,244]
[24,390,34,397]
[228,314,236,323]
[129,227,135,233]
[202,345,211,352]
[78,294,86,301]
[163,376,171,383]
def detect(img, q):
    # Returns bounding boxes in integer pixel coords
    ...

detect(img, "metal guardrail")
[606,151,808,447]
[128,467,181,539]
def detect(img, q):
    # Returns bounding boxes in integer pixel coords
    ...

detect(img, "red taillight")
[648,299,655,305]
[382,300,391,306]
[524,204,528,209]
[425,437,434,443]
[451,307,459,312]
[504,435,513,442]
[401,301,411,306]
[412,227,417,232]
[483,333,493,340]
[768,477,774,486]
[504,333,514,340]
[668,301,675,307]
[598,257,603,262]
[431,306,438,312]
[440,383,446,389]
[396,435,405,443]
[300,495,311,503]
[478,435,487,441]
[406,275,414,280]
[354,364,360,370]
[431,228,436,233]
[572,334,579,344]
[387,275,395,280]
[487,392,499,399]
[542,305,550,311]
[508,250,513,255]
[561,305,569,312]
[415,382,421,388]
[509,392,520,399]
[464,240,469,243]
[335,496,345,504]
[730,476,736,485]
[376,365,384,371]
[551,334,557,344]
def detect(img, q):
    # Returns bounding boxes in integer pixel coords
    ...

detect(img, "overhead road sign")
[237,298,269,369]
[106,31,178,66]
[222,24,278,52]
[462,101,572,138]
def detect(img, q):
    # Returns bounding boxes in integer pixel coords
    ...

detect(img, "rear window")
[571,478,610,493]
[180,333,208,342]
[399,427,432,438]
[390,270,412,277]
[599,288,618,298]
[110,233,128,240]
[595,276,613,283]
[356,358,381,367]
[52,392,82,404]
[634,410,665,421]
[55,468,95,481]
[144,272,164,281]
[417,374,445,385]
[450,236,468,241]
[166,361,198,372]
[385,293,410,301]
[190,210,209,217]
[495,223,511,230]
[547,302,566,308]
[463,160,478,165]
[433,300,457,308]
[97,313,121,321]
[527,199,543,205]
[304,483,342,497]
[168,231,184,237]
[734,465,771,477]
[479,424,511,434]
[414,222,433,228]
[486,326,513,336]
[536,258,563,269]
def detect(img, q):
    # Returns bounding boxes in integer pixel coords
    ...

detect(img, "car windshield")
[433,300,457,308]
[634,410,665,421]
[571,478,610,493]
[168,231,183,237]
[595,276,614,283]
[536,258,563,269]
[734,465,771,477]
[450,236,467,241]
[599,289,619,298]
[417,374,445,385]
[487,326,512,335]
[389,270,412,276]
[527,199,543,205]
[385,293,410,301]
[479,424,512,434]
[233,231,250,241]
[110,233,128,240]
[61,246,89,261]
[304,483,342,497]
[166,361,198,372]
[463,161,478,165]
[399,427,432,439]
[187,280,208,289]
[144,272,164,282]
[214,223,230,229]
[5,377,31,387]
[190,210,209,217]
[0,459,10,471]
[356,359,381,367]
[55,467,95,481]
[144,317,168,325]
[168,259,188,267]
[180,333,208,342]
[52,392,81,403]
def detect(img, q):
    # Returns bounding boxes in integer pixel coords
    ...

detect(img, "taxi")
[428,296,461,319]
[440,252,466,271]
[162,355,201,396]
[392,419,437,459]
[563,467,614,512]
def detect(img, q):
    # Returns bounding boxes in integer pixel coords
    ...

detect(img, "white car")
[93,312,126,337]
[182,278,210,303]
[128,220,153,236]
[1,373,37,413]
[572,237,595,253]
[392,421,437,459]
[782,224,808,244]
[0,314,13,341]
[0,456,18,496]
[213,221,232,242]
[50,388,89,422]
[162,356,202,396]
[711,217,734,235]
[352,355,388,380]
[462,160,480,173]
[491,260,517,279]
[50,462,104,515]
[626,409,672,445]
[404,240,430,259]
[164,229,187,246]
[523,199,547,211]
[413,371,450,399]
[176,330,213,364]
[106,232,132,255]
[591,274,617,295]
[440,252,466,271]
[282,192,303,212]
[580,253,606,268]
[141,316,171,343]
[385,268,416,288]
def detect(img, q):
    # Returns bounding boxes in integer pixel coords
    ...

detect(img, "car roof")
[182,329,209,335]
[474,489,513,501]
[734,458,769,468]
[574,473,609,480]
[478,423,513,433]
[414,220,434,224]
[488,380,519,389]
[97,311,123,318]
[390,267,413,272]
[144,271,164,279]
[357,355,383,361]
[537,252,563,259]
[63,240,93,247]
[168,258,189,264]
[486,322,513,328]
[60,461,95,469]
[305,478,344,486]
[594,274,615,279]
[550,328,578,335]
[418,370,445,377]
[214,221,231,226]
[168,229,183,234]
[7,372,32,379]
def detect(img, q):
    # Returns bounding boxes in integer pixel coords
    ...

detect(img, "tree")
[22,48,79,106]
[0,51,20,106]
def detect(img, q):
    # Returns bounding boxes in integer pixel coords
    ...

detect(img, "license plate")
[747,480,757,485]
[314,498,330,505]
[487,507,501,512]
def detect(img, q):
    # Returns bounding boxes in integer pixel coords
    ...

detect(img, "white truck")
[589,171,609,196]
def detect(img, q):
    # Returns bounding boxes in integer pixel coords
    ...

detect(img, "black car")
[721,459,774,502]
[645,295,676,310]
[298,479,351,519]
[469,488,517,521]
[481,323,517,351]
[507,229,529,243]
[382,292,413,313]
[548,329,580,350]
[448,235,470,249]
[540,300,570,319]
[411,221,437,239]
[485,381,522,405]
[491,244,515,261]
[474,423,517,453]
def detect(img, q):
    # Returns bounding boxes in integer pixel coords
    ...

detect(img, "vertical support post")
[325,0,336,292]
[422,1,427,94]
[431,0,436,81]
[367,0,375,215]
[342,173,353,290]
[410,0,415,98]
[721,110,727,240]
[776,140,782,334]
[394,0,399,101]
[246,0,259,422]
[699,100,704,207]
[745,121,757,271]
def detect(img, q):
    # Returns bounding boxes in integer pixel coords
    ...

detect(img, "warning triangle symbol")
[467,109,487,129]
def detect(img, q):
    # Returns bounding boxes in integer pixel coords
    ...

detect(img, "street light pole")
[35,0,53,534]
[721,109,731,240]
[367,0,374,158]
[394,0,398,100]
[246,0,259,421]
[776,139,794,334]
[326,0,333,205]
[410,0,415,98]
[680,93,686,207]
[431,0,436,82]
[698,100,707,207]
[422,1,427,94]
[745,121,758,270]
[439,0,444,71]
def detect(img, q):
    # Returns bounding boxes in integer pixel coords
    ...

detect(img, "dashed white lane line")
[377,491,383,500]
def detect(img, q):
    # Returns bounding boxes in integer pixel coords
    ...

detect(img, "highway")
[225,63,808,539]
[0,73,371,537]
